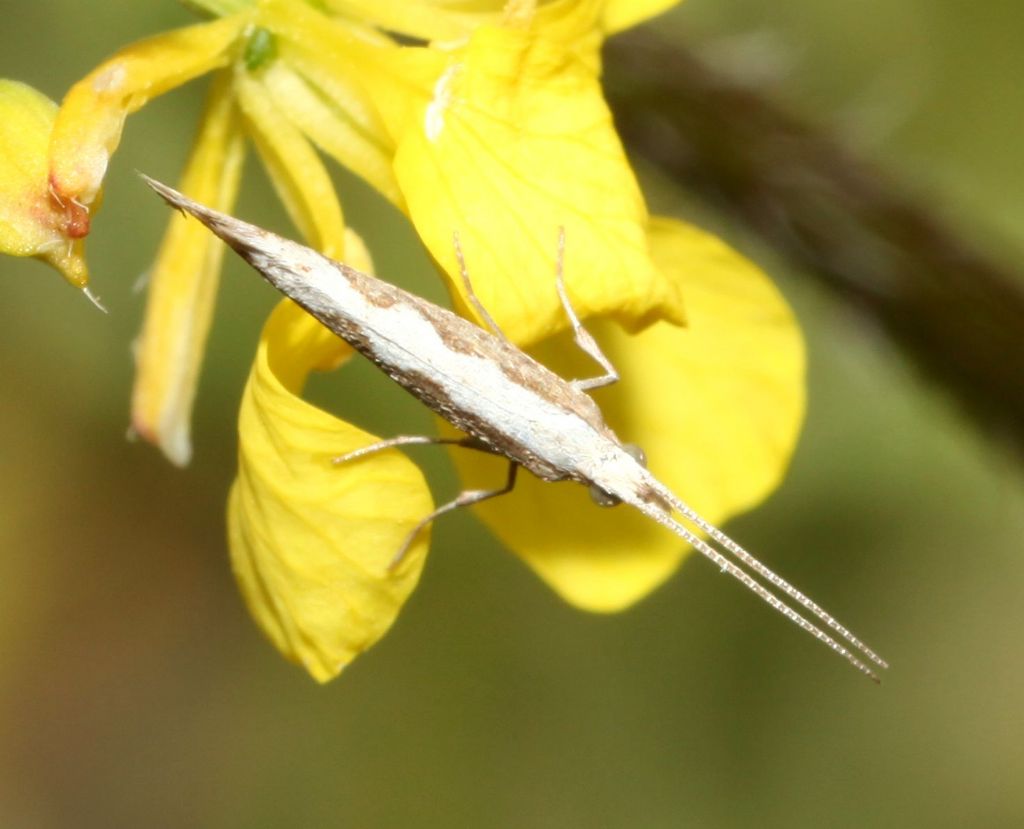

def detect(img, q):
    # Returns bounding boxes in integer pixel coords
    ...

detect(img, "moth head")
[588,443,647,507]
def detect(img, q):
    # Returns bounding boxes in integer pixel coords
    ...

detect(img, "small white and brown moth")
[144,175,888,682]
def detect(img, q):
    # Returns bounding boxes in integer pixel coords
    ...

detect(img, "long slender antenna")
[645,476,888,671]
[633,496,882,682]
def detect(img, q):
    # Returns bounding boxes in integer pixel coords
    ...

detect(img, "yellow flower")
[0,80,89,286]
[0,0,804,681]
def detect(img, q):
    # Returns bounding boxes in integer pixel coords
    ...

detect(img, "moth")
[144,176,888,682]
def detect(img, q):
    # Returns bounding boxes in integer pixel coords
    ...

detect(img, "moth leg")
[553,227,620,392]
[452,231,510,341]
[388,462,519,571]
[332,434,491,465]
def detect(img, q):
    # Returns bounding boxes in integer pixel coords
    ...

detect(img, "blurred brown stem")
[605,32,1024,451]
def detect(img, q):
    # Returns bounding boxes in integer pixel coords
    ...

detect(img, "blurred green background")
[3,2,1024,827]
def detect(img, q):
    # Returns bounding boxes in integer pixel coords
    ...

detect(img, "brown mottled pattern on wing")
[314,260,615,482]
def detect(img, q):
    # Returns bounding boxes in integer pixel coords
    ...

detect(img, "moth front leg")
[553,227,619,393]
[452,231,509,341]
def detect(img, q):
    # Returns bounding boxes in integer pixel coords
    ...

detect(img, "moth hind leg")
[553,227,619,393]
[388,462,519,571]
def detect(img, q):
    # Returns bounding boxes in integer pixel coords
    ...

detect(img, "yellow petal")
[601,0,682,34]
[256,0,410,169]
[234,68,347,259]
[185,0,254,15]
[531,0,602,46]
[230,294,435,683]
[259,60,402,206]
[0,80,88,286]
[131,72,245,466]
[256,0,408,110]
[387,13,685,345]
[639,216,806,518]
[319,0,501,42]
[449,216,804,611]
[49,14,249,212]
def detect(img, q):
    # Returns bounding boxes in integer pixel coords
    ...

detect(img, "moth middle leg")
[332,434,488,465]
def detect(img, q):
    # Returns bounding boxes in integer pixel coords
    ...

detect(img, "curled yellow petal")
[49,14,249,216]
[131,72,245,466]
[230,296,435,682]
[0,80,87,286]
[388,15,685,345]
[450,216,804,611]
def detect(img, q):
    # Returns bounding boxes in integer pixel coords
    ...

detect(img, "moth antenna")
[642,476,888,671]
[632,497,882,682]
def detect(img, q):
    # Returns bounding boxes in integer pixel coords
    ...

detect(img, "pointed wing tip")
[138,171,255,251]
[138,172,188,211]
[138,172,302,303]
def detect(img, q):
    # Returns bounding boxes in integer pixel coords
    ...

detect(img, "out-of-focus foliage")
[1,1,1022,827]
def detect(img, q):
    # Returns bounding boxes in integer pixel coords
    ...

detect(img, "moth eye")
[589,483,620,508]
[588,443,648,507]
